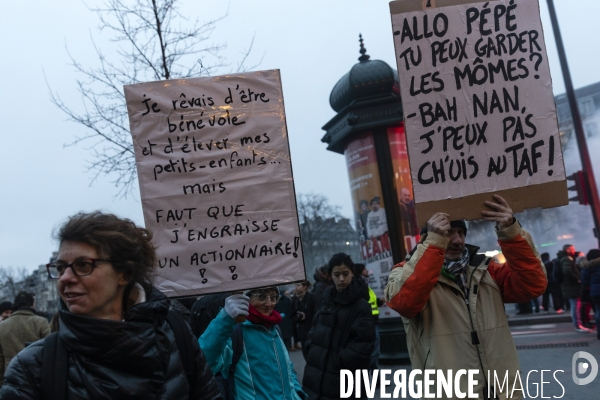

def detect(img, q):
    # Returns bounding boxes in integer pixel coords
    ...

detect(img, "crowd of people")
[0,197,598,398]
[515,244,600,337]
[0,212,380,399]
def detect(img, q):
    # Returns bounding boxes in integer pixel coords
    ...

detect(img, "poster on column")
[390,0,568,226]
[124,70,305,297]
[345,134,396,318]
[388,125,421,249]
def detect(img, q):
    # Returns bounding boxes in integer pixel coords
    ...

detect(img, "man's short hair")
[0,301,12,314]
[370,196,381,205]
[354,263,367,277]
[541,252,550,260]
[563,244,573,251]
[296,280,312,289]
[587,249,600,261]
[13,291,34,310]
[328,253,355,275]
[359,199,368,207]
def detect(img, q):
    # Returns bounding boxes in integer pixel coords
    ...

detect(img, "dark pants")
[593,297,600,338]
[580,297,593,326]
[518,302,532,314]
[542,282,564,311]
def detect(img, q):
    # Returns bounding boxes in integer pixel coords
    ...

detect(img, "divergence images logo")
[572,351,598,386]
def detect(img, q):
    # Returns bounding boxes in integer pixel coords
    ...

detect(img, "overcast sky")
[1,0,599,273]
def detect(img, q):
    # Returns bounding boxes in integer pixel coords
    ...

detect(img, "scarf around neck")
[247,304,282,328]
[442,248,470,296]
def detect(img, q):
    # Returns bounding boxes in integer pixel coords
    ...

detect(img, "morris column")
[322,36,416,361]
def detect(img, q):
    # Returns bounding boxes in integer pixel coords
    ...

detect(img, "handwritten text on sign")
[392,0,565,204]
[124,70,305,297]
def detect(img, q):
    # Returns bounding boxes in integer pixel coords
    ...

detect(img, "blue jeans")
[569,298,581,328]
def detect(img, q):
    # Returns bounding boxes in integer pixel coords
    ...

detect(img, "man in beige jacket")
[385,195,547,400]
[0,292,50,384]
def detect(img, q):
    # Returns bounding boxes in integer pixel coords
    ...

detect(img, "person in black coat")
[274,290,295,350]
[292,281,318,351]
[302,253,375,400]
[311,265,332,306]
[190,292,230,338]
[541,252,564,313]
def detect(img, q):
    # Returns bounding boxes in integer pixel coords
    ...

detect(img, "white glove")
[224,294,250,319]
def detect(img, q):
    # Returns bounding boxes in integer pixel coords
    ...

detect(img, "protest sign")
[124,70,305,297]
[390,0,568,226]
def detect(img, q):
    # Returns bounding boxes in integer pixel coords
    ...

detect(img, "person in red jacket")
[385,194,547,399]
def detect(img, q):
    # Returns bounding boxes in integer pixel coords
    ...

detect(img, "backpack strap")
[166,310,196,392]
[225,324,244,399]
[41,332,68,400]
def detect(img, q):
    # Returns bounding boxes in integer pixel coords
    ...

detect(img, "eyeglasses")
[46,258,112,279]
[250,293,281,303]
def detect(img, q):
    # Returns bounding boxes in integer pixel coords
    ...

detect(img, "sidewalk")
[504,302,572,326]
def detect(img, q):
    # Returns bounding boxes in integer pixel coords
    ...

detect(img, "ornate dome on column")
[322,35,403,154]
[329,34,400,112]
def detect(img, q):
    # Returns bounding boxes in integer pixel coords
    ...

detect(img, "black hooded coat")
[302,278,375,400]
[0,288,222,400]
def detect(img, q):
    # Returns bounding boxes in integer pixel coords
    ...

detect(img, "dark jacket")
[292,292,318,343]
[190,292,230,338]
[0,288,221,400]
[544,259,555,285]
[311,268,331,307]
[302,278,375,400]
[561,254,581,299]
[274,294,294,340]
[582,258,600,298]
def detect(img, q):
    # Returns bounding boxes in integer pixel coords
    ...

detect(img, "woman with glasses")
[200,287,308,399]
[0,211,220,400]
[302,253,375,400]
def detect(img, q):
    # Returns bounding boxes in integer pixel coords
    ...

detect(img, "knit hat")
[419,219,468,236]
[450,219,468,235]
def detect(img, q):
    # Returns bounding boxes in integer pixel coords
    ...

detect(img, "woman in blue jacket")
[200,287,307,399]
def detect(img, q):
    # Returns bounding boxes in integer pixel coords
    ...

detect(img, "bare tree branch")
[0,267,30,302]
[297,193,361,278]
[49,0,261,196]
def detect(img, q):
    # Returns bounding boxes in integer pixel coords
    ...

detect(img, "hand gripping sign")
[390,0,568,226]
[124,70,305,297]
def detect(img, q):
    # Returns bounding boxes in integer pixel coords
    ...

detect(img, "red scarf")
[247,304,282,328]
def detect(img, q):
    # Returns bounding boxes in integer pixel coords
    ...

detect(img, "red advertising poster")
[345,133,395,317]
[388,124,420,251]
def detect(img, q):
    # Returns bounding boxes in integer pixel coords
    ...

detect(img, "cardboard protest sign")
[124,70,305,297]
[390,0,568,226]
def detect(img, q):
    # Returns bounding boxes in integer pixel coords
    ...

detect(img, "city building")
[0,253,59,317]
[556,80,600,147]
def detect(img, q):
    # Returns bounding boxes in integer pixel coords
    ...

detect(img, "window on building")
[584,122,599,138]
[557,104,572,122]
[578,98,596,116]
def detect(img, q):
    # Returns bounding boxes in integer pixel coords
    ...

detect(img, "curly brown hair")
[56,211,156,298]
